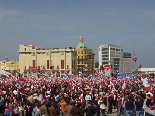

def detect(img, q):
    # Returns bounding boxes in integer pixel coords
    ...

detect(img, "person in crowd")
[117,94,123,116]
[122,93,129,116]
[0,96,4,115]
[85,101,96,116]
[4,105,17,116]
[125,97,134,116]
[113,92,117,109]
[1,73,155,116]
[65,101,75,116]
[146,94,151,107]
[40,101,49,116]
[135,97,144,116]
[107,92,114,114]
[27,94,35,105]
[58,99,68,116]
[25,101,33,116]
[93,99,100,116]
[32,103,40,116]
[71,103,83,116]
[48,103,57,116]
[18,102,25,116]
[98,96,107,116]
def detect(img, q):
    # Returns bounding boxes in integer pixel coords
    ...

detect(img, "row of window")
[8,65,18,67]
[101,48,123,51]
[77,51,92,54]
[78,56,94,59]
[30,60,76,70]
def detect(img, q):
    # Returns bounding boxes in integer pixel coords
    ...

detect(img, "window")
[102,55,108,57]
[102,62,108,64]
[102,58,108,60]
[72,60,73,69]
[116,49,120,51]
[114,68,119,70]
[38,66,40,70]
[74,60,76,69]
[47,60,50,69]
[102,52,108,54]
[43,66,45,69]
[32,60,35,67]
[25,48,26,51]
[67,65,69,69]
[102,48,108,51]
[57,65,59,69]
[50,66,54,69]
[61,60,64,69]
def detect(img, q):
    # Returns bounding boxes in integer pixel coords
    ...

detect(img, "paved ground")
[106,109,118,116]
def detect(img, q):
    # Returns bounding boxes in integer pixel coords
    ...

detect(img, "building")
[138,68,155,74]
[0,56,19,71]
[19,44,77,76]
[98,44,132,74]
[76,37,95,75]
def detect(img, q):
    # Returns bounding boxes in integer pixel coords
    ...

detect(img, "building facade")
[138,68,155,74]
[76,37,95,75]
[19,44,77,76]
[98,44,132,74]
[0,56,19,71]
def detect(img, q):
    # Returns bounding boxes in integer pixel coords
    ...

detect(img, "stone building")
[19,44,77,76]
[76,37,95,75]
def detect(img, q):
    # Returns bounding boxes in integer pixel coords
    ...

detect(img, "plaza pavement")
[106,109,118,116]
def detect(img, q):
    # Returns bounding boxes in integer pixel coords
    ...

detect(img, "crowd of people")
[0,74,155,116]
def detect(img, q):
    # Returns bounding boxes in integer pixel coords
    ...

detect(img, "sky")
[0,0,155,68]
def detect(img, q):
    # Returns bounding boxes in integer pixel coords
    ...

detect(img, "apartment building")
[98,44,132,74]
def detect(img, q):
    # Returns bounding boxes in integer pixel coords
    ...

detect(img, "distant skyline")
[0,0,155,68]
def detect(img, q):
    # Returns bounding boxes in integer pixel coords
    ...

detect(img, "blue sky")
[0,0,155,68]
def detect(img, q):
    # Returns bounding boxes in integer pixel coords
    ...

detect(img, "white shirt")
[85,95,92,100]
[13,90,18,95]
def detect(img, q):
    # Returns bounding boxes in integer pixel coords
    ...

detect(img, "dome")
[76,43,87,48]
[76,37,87,48]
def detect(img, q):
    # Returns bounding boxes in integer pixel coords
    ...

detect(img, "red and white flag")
[78,71,82,75]
[38,93,46,104]
[15,83,22,89]
[122,81,126,90]
[142,78,151,91]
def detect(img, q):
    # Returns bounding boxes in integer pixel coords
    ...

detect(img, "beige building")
[0,56,19,71]
[19,44,77,76]
[76,37,95,75]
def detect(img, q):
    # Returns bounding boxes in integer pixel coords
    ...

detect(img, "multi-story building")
[0,56,19,71]
[19,44,77,76]
[76,37,95,75]
[98,44,132,74]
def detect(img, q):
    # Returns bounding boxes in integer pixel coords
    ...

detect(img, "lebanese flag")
[122,81,126,90]
[15,83,22,89]
[142,78,151,91]
[24,87,31,91]
[78,71,82,75]
[111,86,117,93]
[132,52,138,62]
[18,78,26,86]
[5,106,17,115]
[38,93,46,104]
